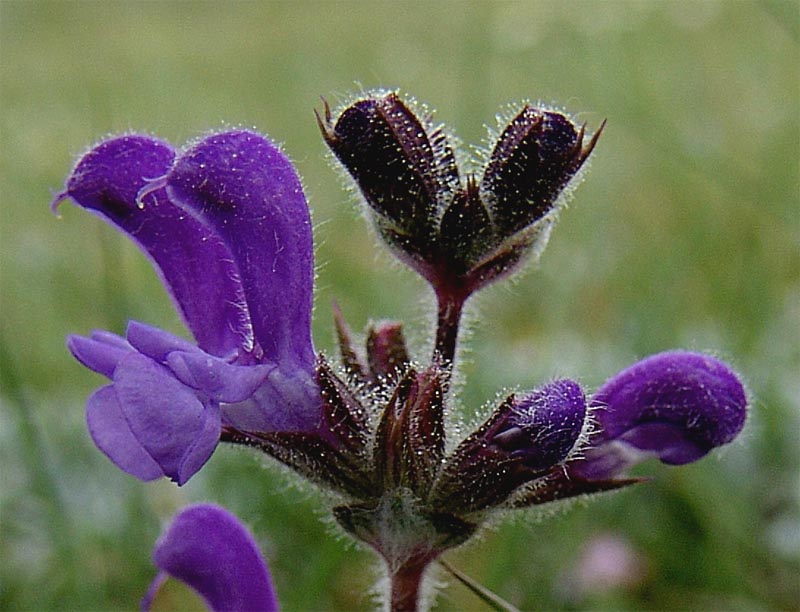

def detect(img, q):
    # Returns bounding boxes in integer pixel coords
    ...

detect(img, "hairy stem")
[433,291,465,368]
[390,558,430,612]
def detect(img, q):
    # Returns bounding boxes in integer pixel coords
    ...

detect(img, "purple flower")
[54,101,751,611]
[142,504,278,612]
[53,132,322,484]
[430,351,746,511]
[571,351,748,481]
[512,351,748,507]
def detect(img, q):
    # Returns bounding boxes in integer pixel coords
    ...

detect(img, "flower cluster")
[55,92,747,611]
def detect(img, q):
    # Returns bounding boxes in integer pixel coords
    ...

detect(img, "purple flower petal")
[573,351,747,479]
[222,366,322,433]
[113,353,221,485]
[86,386,163,481]
[125,320,198,362]
[53,135,251,357]
[145,504,278,612]
[161,131,315,370]
[166,351,273,403]
[67,332,132,379]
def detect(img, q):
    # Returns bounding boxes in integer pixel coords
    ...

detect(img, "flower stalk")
[433,287,466,368]
[390,556,433,612]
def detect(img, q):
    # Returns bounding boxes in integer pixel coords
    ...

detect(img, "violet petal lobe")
[86,386,164,482]
[125,321,198,362]
[165,351,273,404]
[112,352,221,485]
[573,351,747,480]
[161,131,315,370]
[67,331,132,379]
[222,366,322,434]
[145,504,278,612]
[53,135,250,358]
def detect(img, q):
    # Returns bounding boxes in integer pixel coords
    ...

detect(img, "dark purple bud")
[143,504,278,612]
[319,93,603,305]
[480,107,602,236]
[438,177,493,273]
[318,93,460,237]
[572,351,747,480]
[430,380,586,513]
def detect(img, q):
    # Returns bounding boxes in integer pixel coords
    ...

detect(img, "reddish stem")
[433,290,466,368]
[390,557,431,612]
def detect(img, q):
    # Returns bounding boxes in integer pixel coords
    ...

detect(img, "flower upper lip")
[56,131,323,485]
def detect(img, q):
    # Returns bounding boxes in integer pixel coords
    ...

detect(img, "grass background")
[1,1,798,610]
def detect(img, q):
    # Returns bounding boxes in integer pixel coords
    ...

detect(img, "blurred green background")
[2,1,798,610]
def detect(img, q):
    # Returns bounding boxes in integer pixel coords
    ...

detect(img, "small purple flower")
[142,504,278,612]
[53,132,322,484]
[431,351,747,511]
[512,351,748,507]
[571,351,748,481]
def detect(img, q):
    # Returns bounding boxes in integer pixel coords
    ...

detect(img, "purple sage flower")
[571,351,748,481]
[54,98,751,611]
[513,351,748,507]
[53,131,323,484]
[142,504,278,612]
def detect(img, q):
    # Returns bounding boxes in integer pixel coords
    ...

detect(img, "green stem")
[438,558,521,612]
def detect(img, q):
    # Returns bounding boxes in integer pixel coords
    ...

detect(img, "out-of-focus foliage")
[1,1,797,610]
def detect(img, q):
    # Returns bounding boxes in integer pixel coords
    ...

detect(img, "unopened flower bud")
[319,91,602,303]
[571,351,747,480]
[430,380,586,513]
[318,93,459,247]
[481,106,600,236]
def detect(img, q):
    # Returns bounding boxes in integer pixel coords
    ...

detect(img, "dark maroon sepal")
[366,320,411,384]
[317,94,458,238]
[222,427,374,498]
[510,470,647,508]
[333,304,411,388]
[317,356,370,453]
[428,395,538,513]
[372,366,446,495]
[332,301,370,384]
